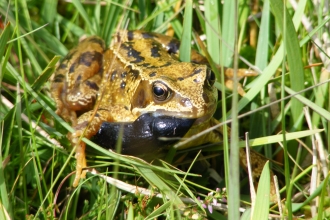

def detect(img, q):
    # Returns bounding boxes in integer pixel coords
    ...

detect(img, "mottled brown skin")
[51,30,258,187]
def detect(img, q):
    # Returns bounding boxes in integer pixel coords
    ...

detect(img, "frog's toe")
[73,142,87,187]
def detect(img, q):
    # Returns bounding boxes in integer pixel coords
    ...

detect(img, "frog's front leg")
[69,109,115,187]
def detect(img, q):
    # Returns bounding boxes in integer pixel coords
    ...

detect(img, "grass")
[0,0,330,219]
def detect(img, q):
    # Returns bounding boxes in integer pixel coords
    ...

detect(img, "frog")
[50,30,258,187]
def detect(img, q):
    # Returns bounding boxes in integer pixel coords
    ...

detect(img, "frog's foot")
[224,80,246,96]
[73,142,87,187]
[222,68,258,96]
[224,68,258,79]
[70,110,115,186]
[71,130,87,187]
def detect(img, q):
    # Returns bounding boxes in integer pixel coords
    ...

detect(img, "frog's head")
[131,63,217,124]
[114,38,217,124]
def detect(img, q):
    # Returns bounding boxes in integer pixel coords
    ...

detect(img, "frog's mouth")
[91,113,196,156]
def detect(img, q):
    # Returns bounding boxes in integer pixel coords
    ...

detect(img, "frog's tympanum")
[51,30,257,187]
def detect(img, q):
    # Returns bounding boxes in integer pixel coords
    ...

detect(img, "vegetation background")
[0,0,329,219]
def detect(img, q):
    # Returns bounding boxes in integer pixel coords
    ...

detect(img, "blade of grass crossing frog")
[204,0,220,64]
[134,166,184,208]
[71,0,96,35]
[252,161,270,219]
[179,0,192,62]
[269,0,305,129]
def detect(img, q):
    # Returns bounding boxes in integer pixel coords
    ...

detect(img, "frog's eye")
[152,82,172,101]
[206,69,216,86]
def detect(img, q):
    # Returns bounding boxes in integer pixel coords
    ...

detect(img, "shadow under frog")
[91,113,196,157]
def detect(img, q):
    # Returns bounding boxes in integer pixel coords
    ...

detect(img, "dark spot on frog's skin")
[124,106,129,110]
[120,81,126,89]
[127,31,134,41]
[141,63,151,67]
[58,63,67,70]
[69,63,76,73]
[116,33,122,43]
[193,68,203,75]
[121,72,127,78]
[159,61,172,68]
[53,74,64,83]
[111,71,117,81]
[121,43,145,63]
[149,72,156,77]
[95,113,100,117]
[166,39,180,54]
[88,38,105,48]
[76,75,82,82]
[142,32,154,39]
[177,77,184,81]
[150,45,161,58]
[186,68,203,79]
[85,80,99,91]
[79,51,103,67]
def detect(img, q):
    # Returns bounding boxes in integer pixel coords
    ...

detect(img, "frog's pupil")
[152,82,170,101]
[153,86,165,96]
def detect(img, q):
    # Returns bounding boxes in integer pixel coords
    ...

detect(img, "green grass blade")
[252,161,270,219]
[221,1,235,66]
[285,86,330,121]
[269,0,305,129]
[134,166,184,208]
[179,0,192,62]
[31,56,60,91]
[255,0,270,70]
[204,0,220,64]
[71,0,96,35]
[41,0,58,24]
[239,129,323,148]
